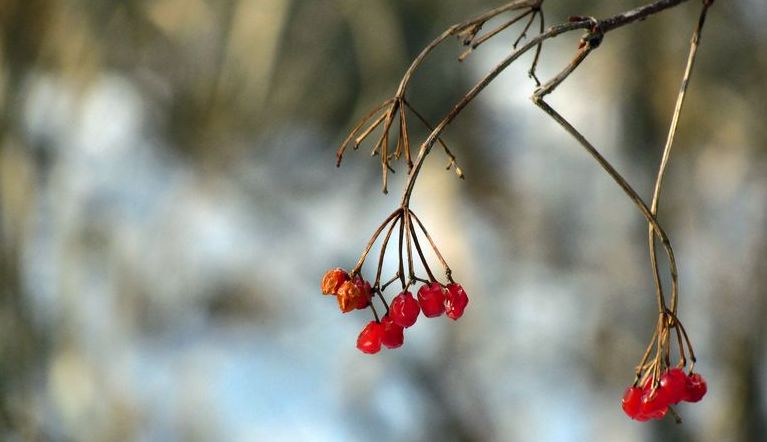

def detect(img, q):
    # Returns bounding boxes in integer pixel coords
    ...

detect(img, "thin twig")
[408,217,437,282]
[404,211,415,279]
[397,208,406,287]
[400,103,413,170]
[513,8,538,48]
[374,213,402,285]
[352,209,402,275]
[528,8,545,85]
[634,326,660,385]
[459,10,533,62]
[337,98,395,166]
[534,98,677,314]
[400,0,690,206]
[381,273,401,292]
[409,210,452,279]
[354,112,387,147]
[648,0,713,315]
[403,99,464,178]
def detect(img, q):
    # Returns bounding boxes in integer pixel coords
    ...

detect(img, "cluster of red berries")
[621,368,707,421]
[322,269,469,354]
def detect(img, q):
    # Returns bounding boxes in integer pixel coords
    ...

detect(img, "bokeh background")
[1,0,766,441]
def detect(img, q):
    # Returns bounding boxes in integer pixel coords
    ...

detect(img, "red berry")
[356,321,383,354]
[659,368,687,404]
[381,315,404,349]
[417,283,445,318]
[321,268,349,295]
[445,283,469,320]
[352,276,372,310]
[621,386,642,419]
[639,379,669,421]
[390,291,420,328]
[684,373,707,402]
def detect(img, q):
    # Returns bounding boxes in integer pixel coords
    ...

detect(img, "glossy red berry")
[639,380,668,421]
[621,386,643,419]
[381,315,404,349]
[659,368,687,404]
[684,373,707,402]
[445,283,469,320]
[390,291,420,328]
[352,276,372,310]
[356,321,383,354]
[417,283,445,318]
[321,268,349,295]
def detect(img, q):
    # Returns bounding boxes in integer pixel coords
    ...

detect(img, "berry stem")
[409,210,452,279]
[459,10,533,62]
[404,211,416,280]
[647,0,713,317]
[380,273,401,292]
[634,322,660,385]
[352,208,402,276]
[401,99,463,178]
[369,300,381,323]
[397,211,406,289]
[407,213,437,282]
[673,319,687,368]
[373,213,402,286]
[337,98,396,166]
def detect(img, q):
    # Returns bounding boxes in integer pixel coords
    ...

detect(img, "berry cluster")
[620,309,705,422]
[322,268,469,354]
[320,207,469,354]
[622,368,707,421]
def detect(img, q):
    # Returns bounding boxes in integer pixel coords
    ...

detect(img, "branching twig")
[333,1,712,395]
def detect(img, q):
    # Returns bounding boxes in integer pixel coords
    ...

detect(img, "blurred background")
[1,0,766,441]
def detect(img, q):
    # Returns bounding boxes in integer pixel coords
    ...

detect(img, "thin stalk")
[404,211,416,279]
[528,9,545,85]
[409,210,452,280]
[397,209,406,287]
[408,218,437,282]
[354,112,387,147]
[402,99,463,178]
[352,209,402,275]
[634,326,659,385]
[648,0,712,315]
[401,19,593,206]
[459,10,533,62]
[374,214,402,285]
[337,98,395,165]
[534,99,677,314]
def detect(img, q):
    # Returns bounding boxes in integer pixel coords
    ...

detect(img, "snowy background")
[1,1,766,441]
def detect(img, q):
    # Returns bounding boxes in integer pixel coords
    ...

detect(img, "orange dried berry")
[337,280,362,313]
[321,268,349,295]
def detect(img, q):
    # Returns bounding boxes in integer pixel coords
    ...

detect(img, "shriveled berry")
[390,291,420,328]
[659,368,687,404]
[381,315,404,349]
[337,281,362,313]
[322,268,349,295]
[417,283,445,318]
[684,373,707,402]
[622,386,643,419]
[445,283,469,320]
[352,276,372,310]
[356,321,383,354]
